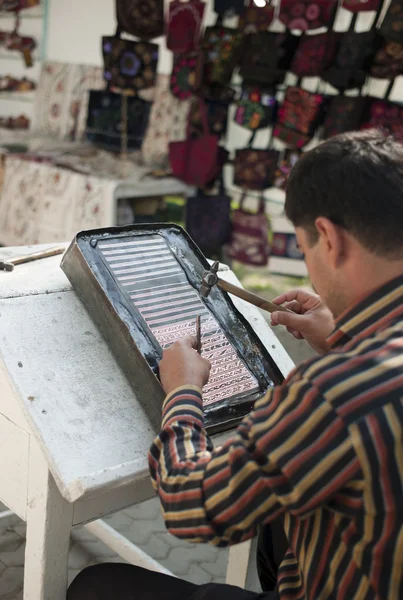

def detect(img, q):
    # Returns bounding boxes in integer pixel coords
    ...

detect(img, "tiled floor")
[0,498,229,599]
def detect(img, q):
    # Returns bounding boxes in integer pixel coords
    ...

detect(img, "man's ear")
[315,217,346,268]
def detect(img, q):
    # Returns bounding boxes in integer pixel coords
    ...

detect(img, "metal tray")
[61,224,284,434]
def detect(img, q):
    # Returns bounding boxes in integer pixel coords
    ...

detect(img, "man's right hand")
[270,289,335,355]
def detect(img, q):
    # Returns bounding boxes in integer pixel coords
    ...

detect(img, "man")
[68,130,403,599]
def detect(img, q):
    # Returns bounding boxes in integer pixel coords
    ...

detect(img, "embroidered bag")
[234,86,277,131]
[290,32,340,78]
[227,194,271,267]
[239,2,275,33]
[380,0,403,43]
[323,95,367,139]
[116,0,164,40]
[85,89,151,151]
[214,0,245,17]
[234,134,280,190]
[170,52,202,100]
[279,0,338,31]
[323,31,379,90]
[102,34,158,91]
[271,232,304,260]
[360,96,403,141]
[239,32,299,86]
[186,179,232,254]
[371,39,403,79]
[273,149,302,190]
[169,98,221,186]
[202,26,244,86]
[166,0,205,54]
[273,86,325,149]
[189,97,229,138]
[342,0,382,11]
[200,82,236,103]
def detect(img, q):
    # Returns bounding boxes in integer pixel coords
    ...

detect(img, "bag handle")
[384,78,395,100]
[371,0,386,30]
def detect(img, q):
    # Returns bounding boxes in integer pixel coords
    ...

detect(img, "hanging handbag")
[189,97,229,138]
[102,33,158,91]
[166,0,206,54]
[279,0,338,31]
[273,86,325,149]
[202,25,244,86]
[273,149,302,191]
[238,1,275,33]
[380,0,403,43]
[271,232,304,260]
[234,133,279,191]
[371,39,403,79]
[290,32,340,78]
[214,0,245,17]
[85,89,151,151]
[170,52,202,100]
[323,95,367,140]
[360,83,403,141]
[239,32,299,86]
[186,178,232,254]
[169,98,221,186]
[342,0,382,11]
[234,86,277,131]
[227,193,271,267]
[116,0,164,40]
[323,9,384,90]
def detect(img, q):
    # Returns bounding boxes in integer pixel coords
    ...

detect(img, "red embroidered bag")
[360,97,403,141]
[227,194,271,267]
[169,98,221,186]
[273,86,325,149]
[170,52,202,100]
[290,32,340,78]
[279,0,338,31]
[166,0,206,54]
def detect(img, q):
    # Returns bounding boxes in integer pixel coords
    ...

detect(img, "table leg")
[23,440,73,600]
[226,540,253,588]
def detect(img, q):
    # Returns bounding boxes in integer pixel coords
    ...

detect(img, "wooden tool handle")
[12,246,66,266]
[217,278,291,314]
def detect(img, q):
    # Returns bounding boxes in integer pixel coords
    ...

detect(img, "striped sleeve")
[148,379,361,547]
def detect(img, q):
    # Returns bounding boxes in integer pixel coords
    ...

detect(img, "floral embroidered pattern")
[170,52,200,100]
[371,39,403,79]
[238,3,275,33]
[279,0,338,31]
[202,26,244,86]
[227,197,271,266]
[380,0,403,43]
[235,87,277,131]
[116,0,164,40]
[234,149,279,190]
[276,86,324,138]
[290,32,340,77]
[360,98,403,141]
[102,36,159,91]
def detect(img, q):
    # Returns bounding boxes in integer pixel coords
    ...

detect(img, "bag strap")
[371,0,386,30]
[247,130,257,147]
[258,192,266,215]
[384,78,395,100]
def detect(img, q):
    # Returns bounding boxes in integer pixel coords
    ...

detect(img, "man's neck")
[345,254,403,310]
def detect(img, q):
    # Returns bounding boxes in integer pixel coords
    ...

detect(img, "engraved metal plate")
[61,224,283,434]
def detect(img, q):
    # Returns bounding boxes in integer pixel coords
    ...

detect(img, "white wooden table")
[0,244,294,600]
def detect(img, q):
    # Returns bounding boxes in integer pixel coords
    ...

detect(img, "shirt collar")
[327,274,403,349]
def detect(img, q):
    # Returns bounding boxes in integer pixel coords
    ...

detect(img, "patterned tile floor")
[0,315,315,599]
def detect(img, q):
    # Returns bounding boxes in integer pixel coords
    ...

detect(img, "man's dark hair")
[285,130,403,258]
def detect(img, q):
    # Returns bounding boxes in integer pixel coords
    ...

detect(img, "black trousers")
[67,522,287,600]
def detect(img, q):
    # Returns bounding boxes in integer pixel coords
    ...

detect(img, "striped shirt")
[149,275,403,599]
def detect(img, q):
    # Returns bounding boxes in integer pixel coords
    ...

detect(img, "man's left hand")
[159,336,211,397]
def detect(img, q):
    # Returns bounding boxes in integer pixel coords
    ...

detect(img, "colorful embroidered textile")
[102,36,159,91]
[279,0,338,31]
